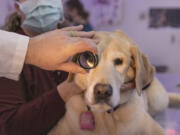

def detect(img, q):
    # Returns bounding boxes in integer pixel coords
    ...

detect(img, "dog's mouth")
[87,102,121,113]
[85,94,114,112]
[87,103,113,112]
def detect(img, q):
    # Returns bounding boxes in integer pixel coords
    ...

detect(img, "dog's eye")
[114,58,123,66]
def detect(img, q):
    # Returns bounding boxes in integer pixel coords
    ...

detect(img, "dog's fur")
[48,31,180,135]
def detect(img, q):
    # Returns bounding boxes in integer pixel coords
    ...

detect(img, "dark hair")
[4,12,21,32]
[66,0,89,20]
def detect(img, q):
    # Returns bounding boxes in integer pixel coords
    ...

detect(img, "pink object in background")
[168,129,177,135]
[80,111,95,130]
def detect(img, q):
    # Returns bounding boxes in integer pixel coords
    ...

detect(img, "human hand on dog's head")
[57,80,85,102]
[26,25,97,74]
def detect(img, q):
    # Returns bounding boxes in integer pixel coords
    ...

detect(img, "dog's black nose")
[94,83,113,101]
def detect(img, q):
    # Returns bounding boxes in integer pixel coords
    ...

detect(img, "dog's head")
[73,30,155,112]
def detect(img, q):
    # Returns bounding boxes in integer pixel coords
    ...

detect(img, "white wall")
[81,0,180,73]
[0,0,15,27]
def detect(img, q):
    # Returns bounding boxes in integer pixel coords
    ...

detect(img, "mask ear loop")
[15,1,21,7]
[15,1,26,11]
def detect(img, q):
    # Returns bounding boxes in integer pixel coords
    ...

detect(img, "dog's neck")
[106,104,121,114]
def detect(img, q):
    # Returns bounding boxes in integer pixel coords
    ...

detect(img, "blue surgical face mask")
[17,0,64,34]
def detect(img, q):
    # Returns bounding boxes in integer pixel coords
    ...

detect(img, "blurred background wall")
[0,0,14,27]
[1,0,180,73]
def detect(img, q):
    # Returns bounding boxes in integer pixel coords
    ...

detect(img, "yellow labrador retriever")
[48,31,179,135]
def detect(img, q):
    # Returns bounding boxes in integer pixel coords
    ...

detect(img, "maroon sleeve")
[0,77,66,135]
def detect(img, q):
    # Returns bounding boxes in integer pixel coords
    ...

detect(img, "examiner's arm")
[0,30,29,80]
[0,26,97,80]
[0,78,82,135]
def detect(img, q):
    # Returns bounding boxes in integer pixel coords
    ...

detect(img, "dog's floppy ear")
[130,46,155,96]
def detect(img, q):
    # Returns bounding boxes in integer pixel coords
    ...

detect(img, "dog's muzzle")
[94,83,113,103]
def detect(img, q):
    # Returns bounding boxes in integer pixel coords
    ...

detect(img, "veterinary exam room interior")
[0,0,180,135]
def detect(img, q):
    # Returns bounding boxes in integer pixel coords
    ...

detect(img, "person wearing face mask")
[15,0,65,35]
[0,0,98,135]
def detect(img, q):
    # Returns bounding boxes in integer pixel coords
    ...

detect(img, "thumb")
[57,62,87,74]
